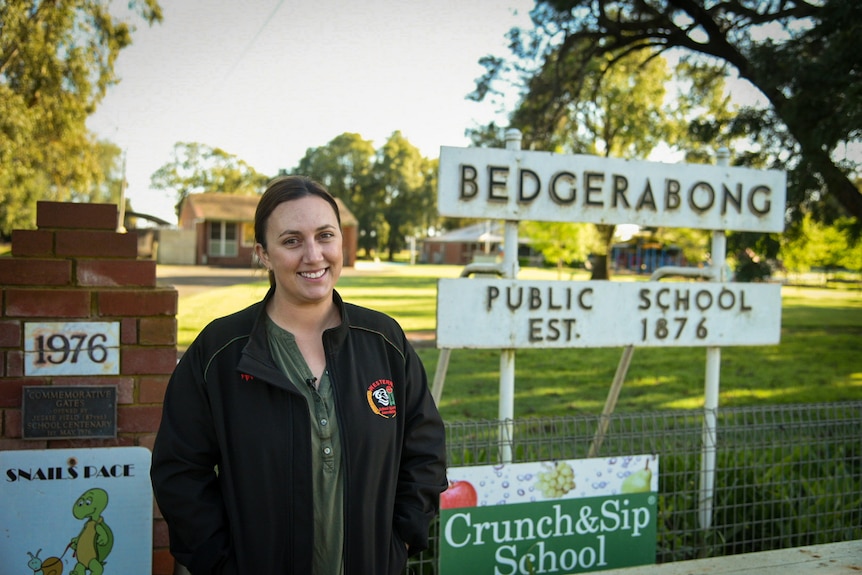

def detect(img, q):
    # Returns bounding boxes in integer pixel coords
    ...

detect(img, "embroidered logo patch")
[366,379,396,418]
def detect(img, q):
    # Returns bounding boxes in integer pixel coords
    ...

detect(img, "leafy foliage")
[296,132,380,255]
[373,131,437,261]
[293,131,438,259]
[469,0,861,277]
[0,0,162,237]
[471,0,861,223]
[150,142,269,215]
[781,214,862,274]
[733,248,772,282]
[473,47,711,279]
[521,221,597,275]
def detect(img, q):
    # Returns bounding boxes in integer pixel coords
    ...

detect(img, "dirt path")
[156,265,267,298]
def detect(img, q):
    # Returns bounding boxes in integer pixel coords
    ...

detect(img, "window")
[208,221,238,257]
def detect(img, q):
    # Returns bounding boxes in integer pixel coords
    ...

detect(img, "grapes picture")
[535,461,576,498]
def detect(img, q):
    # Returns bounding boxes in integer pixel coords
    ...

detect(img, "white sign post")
[436,138,786,530]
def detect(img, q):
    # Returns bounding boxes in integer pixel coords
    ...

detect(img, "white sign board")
[437,279,781,348]
[438,146,786,232]
[24,322,120,376]
[0,447,152,574]
[440,455,659,574]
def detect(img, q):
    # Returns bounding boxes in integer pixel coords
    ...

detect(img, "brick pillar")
[0,201,178,575]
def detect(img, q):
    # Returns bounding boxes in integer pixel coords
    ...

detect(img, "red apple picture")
[440,479,478,509]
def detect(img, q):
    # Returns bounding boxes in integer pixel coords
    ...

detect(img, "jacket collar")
[239,286,350,376]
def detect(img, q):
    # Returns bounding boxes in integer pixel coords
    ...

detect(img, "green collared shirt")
[266,317,344,575]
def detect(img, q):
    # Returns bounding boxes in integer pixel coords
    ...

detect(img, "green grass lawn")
[172,265,862,421]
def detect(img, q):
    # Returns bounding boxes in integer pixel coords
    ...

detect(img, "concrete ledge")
[600,540,862,574]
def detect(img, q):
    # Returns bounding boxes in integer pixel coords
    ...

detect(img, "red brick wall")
[0,201,178,574]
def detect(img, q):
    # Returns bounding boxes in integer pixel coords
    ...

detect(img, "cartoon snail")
[26,548,63,575]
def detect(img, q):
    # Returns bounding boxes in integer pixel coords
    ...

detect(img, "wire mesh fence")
[408,401,862,573]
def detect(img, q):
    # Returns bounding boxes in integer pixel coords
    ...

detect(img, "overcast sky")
[87,0,534,223]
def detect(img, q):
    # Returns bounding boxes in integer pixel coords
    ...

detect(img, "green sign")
[439,455,658,574]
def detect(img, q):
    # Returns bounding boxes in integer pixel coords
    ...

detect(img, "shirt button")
[320,418,328,426]
[323,447,332,455]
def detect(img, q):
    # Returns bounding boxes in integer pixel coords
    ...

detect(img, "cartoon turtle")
[68,488,113,575]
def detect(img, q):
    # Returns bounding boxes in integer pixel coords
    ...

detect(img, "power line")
[223,0,286,80]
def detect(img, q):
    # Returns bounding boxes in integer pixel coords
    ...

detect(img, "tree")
[521,221,597,277]
[416,158,441,240]
[78,140,124,203]
[834,217,862,273]
[0,0,162,237]
[482,47,680,278]
[75,139,141,227]
[295,133,382,257]
[293,131,437,260]
[150,142,268,215]
[781,213,861,278]
[472,0,861,224]
[373,131,435,261]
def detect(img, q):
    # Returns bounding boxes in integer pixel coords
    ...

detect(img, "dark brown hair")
[255,175,341,248]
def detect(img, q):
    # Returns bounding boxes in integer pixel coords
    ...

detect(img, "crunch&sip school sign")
[439,456,659,574]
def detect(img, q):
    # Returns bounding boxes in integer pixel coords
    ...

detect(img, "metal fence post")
[699,146,731,530]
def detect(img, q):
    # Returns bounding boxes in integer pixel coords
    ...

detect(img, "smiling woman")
[151,175,447,575]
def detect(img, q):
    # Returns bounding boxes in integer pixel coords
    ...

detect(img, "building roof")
[183,192,357,225]
[425,221,529,244]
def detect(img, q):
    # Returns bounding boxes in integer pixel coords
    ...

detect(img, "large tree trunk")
[590,224,616,280]
[802,146,862,219]
[590,253,610,280]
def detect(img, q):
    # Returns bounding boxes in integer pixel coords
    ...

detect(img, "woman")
[151,176,447,574]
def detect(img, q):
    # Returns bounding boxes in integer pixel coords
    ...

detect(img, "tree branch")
[0,0,58,76]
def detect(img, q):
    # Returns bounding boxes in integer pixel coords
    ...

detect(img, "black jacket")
[151,289,447,574]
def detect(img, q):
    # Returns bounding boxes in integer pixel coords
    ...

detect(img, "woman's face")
[255,195,343,306]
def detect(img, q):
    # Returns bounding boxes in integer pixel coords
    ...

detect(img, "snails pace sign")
[438,146,786,232]
[0,447,152,574]
[437,279,781,349]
